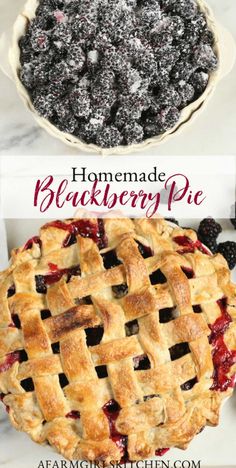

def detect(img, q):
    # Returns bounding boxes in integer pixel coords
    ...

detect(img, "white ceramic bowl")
[8,0,234,155]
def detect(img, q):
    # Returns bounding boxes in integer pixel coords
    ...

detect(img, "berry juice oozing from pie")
[18,0,218,148]
[0,217,236,464]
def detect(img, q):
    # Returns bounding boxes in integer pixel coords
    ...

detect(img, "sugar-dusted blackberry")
[112,10,135,43]
[138,4,161,29]
[47,80,68,98]
[118,66,142,94]
[70,87,91,119]
[93,69,115,90]
[176,40,192,60]
[35,0,55,16]
[157,86,181,107]
[122,122,144,145]
[33,94,54,119]
[156,45,180,71]
[170,15,185,38]
[217,242,236,270]
[134,49,157,77]
[162,0,197,19]
[19,34,33,64]
[198,218,222,241]
[30,30,50,53]
[115,105,142,129]
[71,14,96,41]
[96,126,123,148]
[54,98,71,120]
[193,43,218,71]
[150,18,173,47]
[93,31,112,51]
[176,81,195,107]
[230,203,236,229]
[55,116,78,134]
[78,117,104,144]
[156,106,180,132]
[33,62,50,85]
[52,23,72,49]
[20,63,35,89]
[184,13,207,44]
[152,66,170,88]
[143,115,161,138]
[31,12,56,32]
[171,61,194,82]
[68,44,86,73]
[49,61,73,83]
[92,86,117,119]
[103,46,126,73]
[201,29,214,46]
[190,71,209,94]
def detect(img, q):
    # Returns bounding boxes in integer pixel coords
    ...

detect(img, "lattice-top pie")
[0,217,236,463]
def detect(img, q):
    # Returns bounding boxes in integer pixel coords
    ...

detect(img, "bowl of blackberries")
[9,0,223,154]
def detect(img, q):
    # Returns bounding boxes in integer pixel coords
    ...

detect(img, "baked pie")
[0,217,236,463]
[10,0,219,152]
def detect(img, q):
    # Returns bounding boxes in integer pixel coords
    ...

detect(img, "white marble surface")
[0,0,236,156]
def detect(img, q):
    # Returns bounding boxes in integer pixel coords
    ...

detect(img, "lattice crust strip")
[0,218,236,464]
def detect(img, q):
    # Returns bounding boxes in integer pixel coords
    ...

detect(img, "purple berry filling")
[19,0,218,148]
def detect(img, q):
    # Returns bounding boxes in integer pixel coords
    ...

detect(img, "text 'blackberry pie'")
[0,217,236,463]
[9,0,220,153]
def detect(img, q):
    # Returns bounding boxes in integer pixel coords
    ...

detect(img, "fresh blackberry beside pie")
[0,218,236,463]
[16,0,219,149]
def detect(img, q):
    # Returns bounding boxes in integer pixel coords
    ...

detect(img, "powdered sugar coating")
[19,0,218,148]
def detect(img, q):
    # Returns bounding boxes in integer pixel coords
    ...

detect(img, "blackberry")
[20,63,35,89]
[198,218,222,241]
[156,45,180,71]
[78,118,104,144]
[217,242,236,270]
[33,62,50,85]
[189,71,209,95]
[70,87,91,119]
[157,86,181,107]
[202,237,218,254]
[49,62,74,83]
[115,104,142,129]
[112,283,128,299]
[171,61,194,82]
[71,15,96,40]
[193,43,218,71]
[176,81,195,107]
[156,106,180,132]
[31,31,50,52]
[118,67,142,94]
[143,116,162,138]
[18,0,218,148]
[33,94,54,119]
[68,44,86,73]
[56,116,78,134]
[52,24,72,49]
[122,122,144,145]
[230,203,236,229]
[103,47,127,73]
[96,126,123,148]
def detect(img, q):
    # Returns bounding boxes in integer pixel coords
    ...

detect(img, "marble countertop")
[0,0,236,156]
